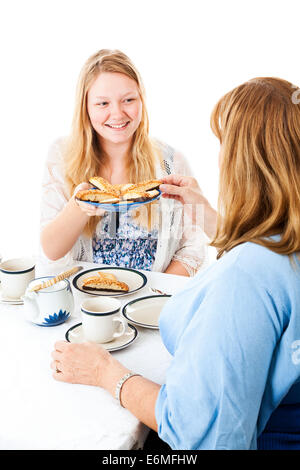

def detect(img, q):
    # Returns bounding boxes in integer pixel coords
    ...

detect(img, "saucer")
[122,295,171,329]
[0,285,23,305]
[65,323,138,351]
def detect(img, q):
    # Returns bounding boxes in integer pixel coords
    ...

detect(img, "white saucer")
[0,285,23,305]
[65,323,138,351]
[122,294,171,329]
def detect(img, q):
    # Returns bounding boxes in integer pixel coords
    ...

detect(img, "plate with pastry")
[75,177,162,212]
[72,266,147,297]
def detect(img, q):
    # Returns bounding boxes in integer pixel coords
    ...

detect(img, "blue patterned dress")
[92,211,158,271]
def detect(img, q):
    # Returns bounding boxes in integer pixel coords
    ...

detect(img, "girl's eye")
[97,102,108,107]
[125,98,135,103]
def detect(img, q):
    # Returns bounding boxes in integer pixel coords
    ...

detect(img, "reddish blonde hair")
[210,77,300,258]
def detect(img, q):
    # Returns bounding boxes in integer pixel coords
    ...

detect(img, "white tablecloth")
[0,261,189,450]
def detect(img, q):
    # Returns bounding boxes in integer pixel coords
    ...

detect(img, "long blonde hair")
[210,77,300,259]
[63,49,161,235]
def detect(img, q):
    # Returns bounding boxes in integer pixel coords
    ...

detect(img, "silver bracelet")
[115,372,141,407]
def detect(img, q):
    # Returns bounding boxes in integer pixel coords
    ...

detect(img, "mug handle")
[112,317,126,339]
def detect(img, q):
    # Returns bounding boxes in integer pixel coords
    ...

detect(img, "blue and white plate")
[75,189,161,212]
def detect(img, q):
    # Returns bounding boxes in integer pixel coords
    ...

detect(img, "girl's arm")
[40,196,89,260]
[164,260,190,277]
[40,140,91,261]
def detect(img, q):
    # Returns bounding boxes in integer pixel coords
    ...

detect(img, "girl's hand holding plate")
[73,182,106,217]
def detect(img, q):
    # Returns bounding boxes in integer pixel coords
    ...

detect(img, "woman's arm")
[40,140,92,261]
[41,165,107,260]
[51,341,160,431]
[160,154,214,277]
[164,260,190,277]
[120,376,160,431]
[101,357,160,431]
[40,196,89,260]
[161,174,218,276]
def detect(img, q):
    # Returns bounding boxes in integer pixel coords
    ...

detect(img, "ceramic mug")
[0,257,35,299]
[80,297,126,343]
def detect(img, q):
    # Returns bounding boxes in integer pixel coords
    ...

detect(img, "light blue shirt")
[155,240,300,449]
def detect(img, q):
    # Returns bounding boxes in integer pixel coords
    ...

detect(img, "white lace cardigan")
[40,138,209,276]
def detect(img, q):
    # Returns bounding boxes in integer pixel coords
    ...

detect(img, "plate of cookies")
[72,266,147,297]
[75,177,161,212]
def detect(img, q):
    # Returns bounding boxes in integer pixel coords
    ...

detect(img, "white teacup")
[0,257,35,299]
[80,297,127,343]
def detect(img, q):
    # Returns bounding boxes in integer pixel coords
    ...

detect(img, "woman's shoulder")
[208,240,299,296]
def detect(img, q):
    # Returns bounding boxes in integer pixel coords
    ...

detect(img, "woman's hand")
[160,175,204,206]
[160,175,217,239]
[51,341,129,394]
[73,183,106,217]
[51,341,159,431]
[51,341,106,386]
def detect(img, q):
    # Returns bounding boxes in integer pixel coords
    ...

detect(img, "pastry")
[96,272,117,281]
[143,189,160,198]
[76,177,161,204]
[121,190,153,203]
[115,183,136,194]
[89,177,119,196]
[82,273,129,292]
[121,188,159,203]
[134,179,162,192]
[76,189,120,204]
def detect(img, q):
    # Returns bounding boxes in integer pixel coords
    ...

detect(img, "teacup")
[0,257,35,299]
[80,297,127,343]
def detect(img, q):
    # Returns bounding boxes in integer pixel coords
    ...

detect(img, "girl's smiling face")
[87,72,142,147]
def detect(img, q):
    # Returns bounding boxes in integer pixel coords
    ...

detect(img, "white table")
[0,261,189,450]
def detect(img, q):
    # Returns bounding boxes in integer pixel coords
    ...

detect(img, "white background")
[0,0,299,260]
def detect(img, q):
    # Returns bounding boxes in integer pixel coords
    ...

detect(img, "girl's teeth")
[108,123,128,128]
